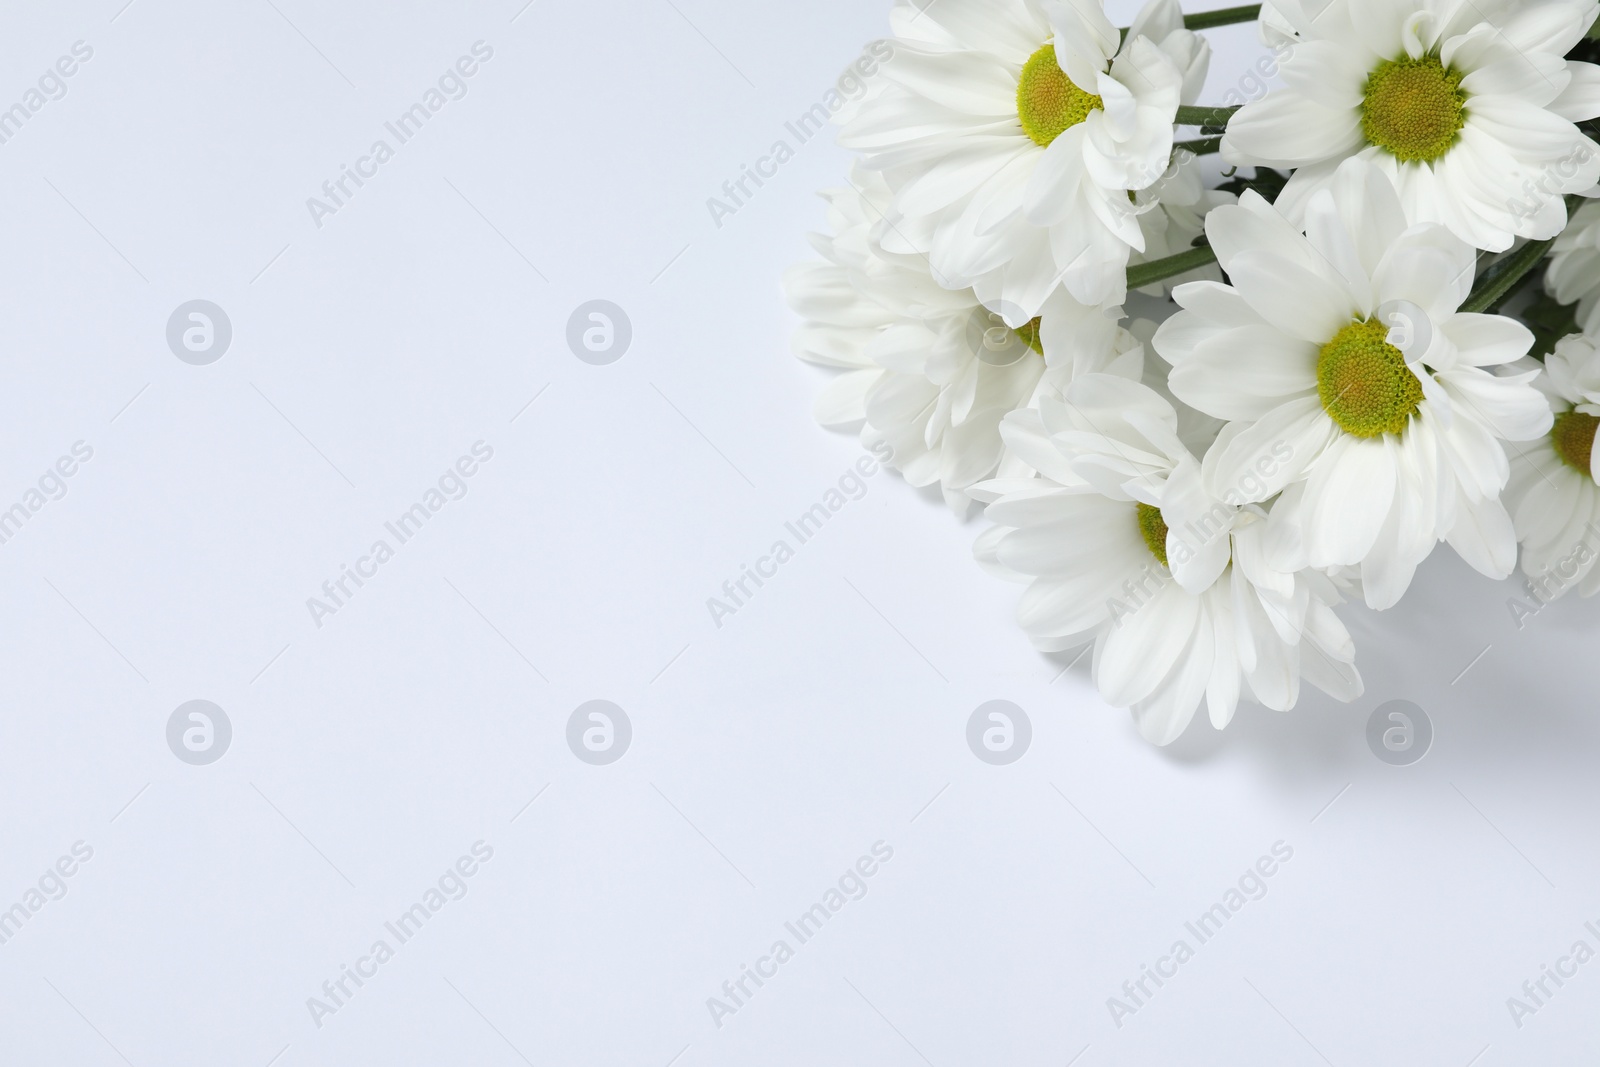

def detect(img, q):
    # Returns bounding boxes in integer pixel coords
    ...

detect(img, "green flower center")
[1011,316,1044,354]
[1017,43,1103,147]
[1552,410,1599,474]
[1136,502,1169,567]
[1317,318,1424,438]
[1360,54,1466,163]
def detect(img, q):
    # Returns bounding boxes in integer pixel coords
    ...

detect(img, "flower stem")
[1174,105,1240,128]
[1126,244,1218,290]
[1460,194,1586,313]
[1461,240,1556,314]
[1175,135,1222,155]
[1121,4,1260,39]
[1184,4,1262,29]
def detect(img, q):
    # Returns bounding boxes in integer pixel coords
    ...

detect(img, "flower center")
[1317,319,1424,438]
[1552,411,1599,474]
[1017,44,1103,148]
[1136,502,1169,567]
[1360,54,1466,163]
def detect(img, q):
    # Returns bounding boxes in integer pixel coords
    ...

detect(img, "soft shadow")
[1091,549,1600,775]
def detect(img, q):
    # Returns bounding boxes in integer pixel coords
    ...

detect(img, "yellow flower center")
[1360,54,1466,163]
[1552,410,1599,474]
[1317,318,1424,438]
[1136,502,1169,567]
[1017,43,1103,148]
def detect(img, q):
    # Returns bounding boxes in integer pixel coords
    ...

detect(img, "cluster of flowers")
[787,0,1600,743]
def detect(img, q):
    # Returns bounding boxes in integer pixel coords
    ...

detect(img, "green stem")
[1484,258,1543,314]
[1461,239,1556,314]
[1184,4,1263,29]
[1119,4,1260,41]
[1175,135,1222,156]
[1460,193,1586,313]
[1175,104,1240,128]
[1126,244,1218,290]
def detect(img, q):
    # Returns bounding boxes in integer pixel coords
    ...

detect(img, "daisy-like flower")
[838,0,1208,315]
[1505,330,1600,596]
[1221,0,1600,252]
[1153,157,1554,609]
[786,168,1123,510]
[975,373,1362,744]
[980,316,1222,488]
[1546,199,1600,331]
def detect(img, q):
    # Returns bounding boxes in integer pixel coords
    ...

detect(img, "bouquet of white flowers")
[787,0,1600,744]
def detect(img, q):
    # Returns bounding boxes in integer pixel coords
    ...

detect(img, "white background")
[0,0,1597,1064]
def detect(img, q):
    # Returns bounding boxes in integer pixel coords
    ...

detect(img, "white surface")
[0,1,1597,1064]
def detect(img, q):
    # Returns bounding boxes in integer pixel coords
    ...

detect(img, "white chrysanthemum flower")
[1547,199,1600,331]
[981,316,1226,488]
[1221,0,1600,252]
[1154,157,1554,609]
[1505,331,1600,596]
[978,310,1147,487]
[786,168,1122,509]
[976,373,1362,744]
[838,0,1208,315]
